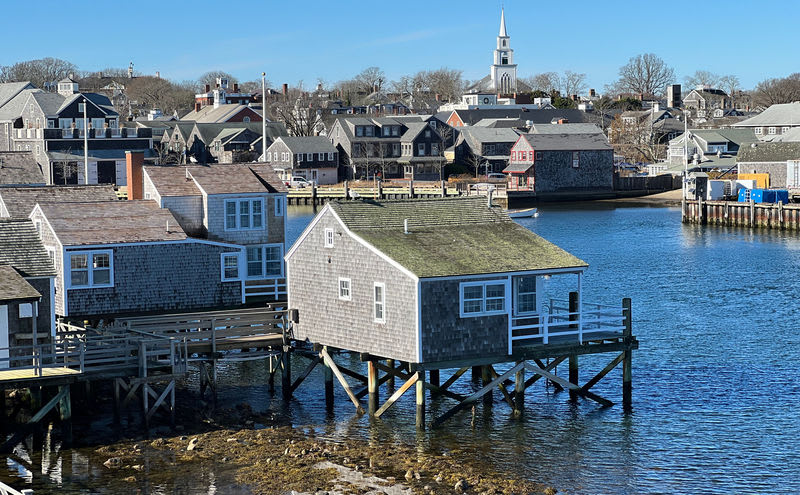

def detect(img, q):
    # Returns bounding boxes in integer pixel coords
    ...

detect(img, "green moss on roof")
[330,197,586,278]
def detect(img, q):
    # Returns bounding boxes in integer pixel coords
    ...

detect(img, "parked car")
[285,177,312,188]
[486,173,506,181]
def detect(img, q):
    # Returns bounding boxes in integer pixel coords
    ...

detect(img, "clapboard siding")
[287,209,418,362]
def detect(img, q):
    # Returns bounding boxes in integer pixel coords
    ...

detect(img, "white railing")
[244,277,287,299]
[61,128,73,138]
[0,479,34,495]
[15,128,41,139]
[508,299,627,353]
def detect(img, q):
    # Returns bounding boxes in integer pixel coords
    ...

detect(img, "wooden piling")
[513,362,525,416]
[481,365,492,406]
[58,385,72,448]
[622,297,633,412]
[429,369,440,388]
[324,351,334,412]
[367,360,379,416]
[415,367,425,430]
[386,359,395,389]
[471,365,481,383]
[568,354,579,401]
[281,346,292,400]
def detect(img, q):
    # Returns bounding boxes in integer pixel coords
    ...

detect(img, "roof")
[143,166,202,197]
[181,104,261,123]
[327,197,586,278]
[274,136,336,154]
[503,162,533,173]
[400,122,431,142]
[474,118,527,128]
[737,142,800,163]
[189,122,286,145]
[246,163,289,193]
[0,152,45,186]
[451,108,592,126]
[0,81,35,109]
[518,133,613,151]
[37,201,187,245]
[530,123,603,135]
[459,127,520,144]
[0,219,55,277]
[0,184,117,218]
[0,265,41,301]
[732,102,800,127]
[187,164,272,195]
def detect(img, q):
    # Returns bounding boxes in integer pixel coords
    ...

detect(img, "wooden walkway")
[288,181,459,205]
[0,367,79,384]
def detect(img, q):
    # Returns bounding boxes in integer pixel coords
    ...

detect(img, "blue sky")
[2,0,797,91]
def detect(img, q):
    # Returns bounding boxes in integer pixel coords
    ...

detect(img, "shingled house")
[265,136,339,185]
[286,197,590,363]
[0,184,117,218]
[141,163,288,300]
[29,200,245,318]
[0,219,57,367]
[0,151,45,186]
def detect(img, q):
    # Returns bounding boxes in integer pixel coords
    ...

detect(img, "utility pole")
[83,98,89,184]
[261,72,267,162]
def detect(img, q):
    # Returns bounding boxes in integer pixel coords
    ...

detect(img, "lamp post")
[261,72,267,162]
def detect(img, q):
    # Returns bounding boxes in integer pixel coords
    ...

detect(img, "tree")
[612,53,675,98]
[0,57,78,88]
[126,76,194,116]
[197,71,238,88]
[684,70,720,89]
[267,84,326,136]
[752,73,800,108]
[392,68,465,103]
[559,70,588,98]
[354,66,386,94]
[522,72,560,93]
[718,75,740,97]
[609,113,666,163]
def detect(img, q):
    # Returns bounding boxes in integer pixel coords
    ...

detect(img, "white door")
[0,305,8,369]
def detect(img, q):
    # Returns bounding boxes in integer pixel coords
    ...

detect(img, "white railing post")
[578,273,583,345]
[543,315,549,344]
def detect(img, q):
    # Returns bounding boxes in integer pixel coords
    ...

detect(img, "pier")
[287,181,459,205]
[682,198,800,229]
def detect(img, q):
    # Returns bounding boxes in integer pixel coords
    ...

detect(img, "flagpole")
[261,72,267,161]
[83,97,89,184]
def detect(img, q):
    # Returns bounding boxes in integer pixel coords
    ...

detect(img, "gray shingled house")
[142,163,288,300]
[286,197,591,364]
[265,136,339,185]
[0,219,57,367]
[29,200,245,318]
[736,142,800,188]
[0,184,117,218]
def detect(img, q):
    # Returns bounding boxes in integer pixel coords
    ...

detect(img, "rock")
[179,436,188,441]
[455,479,469,493]
[227,437,238,443]
[405,469,415,481]
[186,438,199,451]
[424,486,432,492]
[123,476,136,482]
[150,438,165,447]
[103,457,121,469]
[435,473,444,483]
[132,465,144,471]
[284,447,290,455]
[415,471,422,480]
[544,487,557,495]
[386,477,396,483]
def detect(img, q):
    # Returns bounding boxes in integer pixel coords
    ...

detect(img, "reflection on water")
[5,204,800,494]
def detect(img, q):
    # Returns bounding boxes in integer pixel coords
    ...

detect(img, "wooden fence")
[288,181,459,205]
[683,198,800,230]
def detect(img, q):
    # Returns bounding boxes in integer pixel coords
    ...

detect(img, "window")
[769,127,777,135]
[224,199,264,231]
[221,253,240,281]
[425,130,431,138]
[754,127,762,135]
[486,144,496,155]
[515,276,537,315]
[383,126,390,137]
[68,251,113,288]
[298,153,304,162]
[535,152,542,161]
[572,151,580,168]
[78,103,85,113]
[34,220,41,235]
[391,126,399,136]
[431,143,439,156]
[417,143,425,156]
[783,127,791,134]
[324,228,334,248]
[328,152,334,161]
[365,126,374,137]
[374,282,385,323]
[274,196,284,216]
[318,153,324,161]
[267,151,272,161]
[339,278,351,301]
[245,244,283,278]
[460,280,506,317]
[356,126,364,137]
[243,116,251,123]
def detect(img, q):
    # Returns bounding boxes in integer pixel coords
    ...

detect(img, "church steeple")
[490,7,516,94]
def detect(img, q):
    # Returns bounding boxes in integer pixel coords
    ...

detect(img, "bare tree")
[197,71,238,87]
[126,76,194,115]
[718,75,740,96]
[684,70,721,89]
[354,66,386,93]
[612,53,675,98]
[0,57,78,88]
[752,73,800,108]
[559,70,588,97]
[267,85,326,136]
[522,72,560,93]
[609,113,665,163]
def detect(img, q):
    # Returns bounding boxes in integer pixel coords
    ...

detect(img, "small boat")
[506,207,539,218]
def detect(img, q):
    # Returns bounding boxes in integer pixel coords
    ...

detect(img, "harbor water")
[4,202,800,494]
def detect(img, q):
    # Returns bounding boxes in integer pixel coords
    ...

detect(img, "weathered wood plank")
[321,348,364,414]
[523,362,613,407]
[375,372,419,418]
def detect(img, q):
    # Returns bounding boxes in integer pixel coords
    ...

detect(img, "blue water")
[6,203,800,493]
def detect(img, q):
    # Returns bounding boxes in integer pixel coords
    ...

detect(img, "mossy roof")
[330,197,587,278]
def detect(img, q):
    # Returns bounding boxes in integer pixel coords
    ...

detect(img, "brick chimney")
[125,151,144,200]
[194,102,201,112]
[205,84,210,93]
[233,83,239,92]
[589,88,596,97]
[435,94,441,101]
[282,83,288,96]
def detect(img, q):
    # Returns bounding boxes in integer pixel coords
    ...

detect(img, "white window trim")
[513,276,538,316]
[220,252,241,281]
[224,198,265,231]
[373,282,386,323]
[338,277,352,301]
[245,243,284,279]
[459,280,507,318]
[274,196,284,217]
[66,249,114,289]
[324,228,334,248]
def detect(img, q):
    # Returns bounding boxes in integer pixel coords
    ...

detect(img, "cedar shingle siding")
[65,243,241,316]
[287,210,418,362]
[535,150,613,193]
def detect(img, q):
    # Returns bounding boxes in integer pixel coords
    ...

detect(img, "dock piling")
[513,363,525,416]
[281,346,292,400]
[324,350,334,412]
[367,360,379,416]
[415,367,425,430]
[481,366,493,407]
[429,369,440,388]
[622,297,633,412]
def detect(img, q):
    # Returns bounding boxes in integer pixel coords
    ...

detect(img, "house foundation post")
[568,291,580,401]
[568,354,579,401]
[324,350,334,412]
[386,359,395,390]
[513,362,525,416]
[471,365,481,383]
[367,360,379,416]
[58,385,72,448]
[429,369,440,388]
[281,346,292,401]
[622,297,633,412]
[481,365,493,407]
[113,379,121,425]
[415,366,425,430]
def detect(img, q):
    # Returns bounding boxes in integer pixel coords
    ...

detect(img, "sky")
[2,0,798,92]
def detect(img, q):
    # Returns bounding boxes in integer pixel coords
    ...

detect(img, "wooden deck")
[0,366,80,386]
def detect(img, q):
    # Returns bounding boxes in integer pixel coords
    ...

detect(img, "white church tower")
[490,8,517,94]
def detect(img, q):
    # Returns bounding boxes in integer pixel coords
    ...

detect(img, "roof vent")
[166,220,170,233]
[404,218,409,234]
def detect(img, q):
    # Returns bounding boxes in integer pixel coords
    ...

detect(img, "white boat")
[506,207,539,218]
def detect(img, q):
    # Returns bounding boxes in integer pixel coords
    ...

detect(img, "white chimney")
[404,218,409,234]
